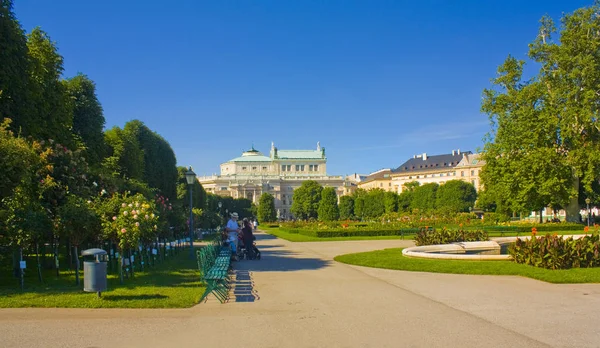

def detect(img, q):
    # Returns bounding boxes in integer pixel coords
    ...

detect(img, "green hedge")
[279,227,419,238]
[415,228,488,246]
[482,223,584,233]
[510,234,600,269]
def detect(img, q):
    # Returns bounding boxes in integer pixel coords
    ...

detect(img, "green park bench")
[197,240,232,303]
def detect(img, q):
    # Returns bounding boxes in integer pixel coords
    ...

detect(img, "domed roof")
[226,146,272,162]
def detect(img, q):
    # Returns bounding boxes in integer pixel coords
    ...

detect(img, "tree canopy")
[318,187,340,221]
[257,193,276,222]
[291,180,323,220]
[435,180,477,214]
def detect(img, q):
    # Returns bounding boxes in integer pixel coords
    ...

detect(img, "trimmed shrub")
[415,227,488,246]
[510,234,600,269]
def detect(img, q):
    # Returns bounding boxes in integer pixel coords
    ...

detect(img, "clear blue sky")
[14,0,590,177]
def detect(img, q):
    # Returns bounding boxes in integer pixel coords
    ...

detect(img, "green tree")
[362,189,386,219]
[482,5,600,222]
[398,181,419,212]
[63,74,106,166]
[176,166,206,210]
[124,120,178,200]
[0,0,31,129]
[352,188,367,220]
[318,187,339,221]
[435,180,477,214]
[26,27,74,146]
[384,191,398,213]
[257,193,276,222]
[411,183,438,212]
[339,195,354,220]
[291,180,323,220]
[0,119,38,198]
[103,126,144,180]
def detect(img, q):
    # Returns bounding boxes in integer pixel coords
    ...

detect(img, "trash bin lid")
[82,248,108,256]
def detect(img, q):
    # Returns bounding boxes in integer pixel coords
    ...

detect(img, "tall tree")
[124,120,178,200]
[363,189,385,218]
[0,0,30,129]
[384,191,399,213]
[318,187,339,221]
[291,180,323,220]
[339,195,354,220]
[176,166,206,210]
[435,180,477,214]
[63,74,106,166]
[410,183,438,212]
[26,27,73,146]
[257,193,276,222]
[103,126,144,180]
[482,5,600,221]
[398,181,420,212]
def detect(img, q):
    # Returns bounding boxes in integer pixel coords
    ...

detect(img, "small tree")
[257,193,276,222]
[291,180,323,220]
[339,196,354,220]
[435,180,477,214]
[384,191,399,213]
[411,183,439,212]
[318,187,339,221]
[363,189,385,219]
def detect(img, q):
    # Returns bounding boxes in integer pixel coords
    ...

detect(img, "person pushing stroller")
[241,218,257,260]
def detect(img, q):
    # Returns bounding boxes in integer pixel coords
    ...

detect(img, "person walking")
[253,219,258,231]
[242,218,255,260]
[225,212,240,258]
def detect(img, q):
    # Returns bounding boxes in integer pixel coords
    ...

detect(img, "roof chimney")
[422,153,427,161]
[452,150,455,156]
[413,155,416,159]
[457,149,461,155]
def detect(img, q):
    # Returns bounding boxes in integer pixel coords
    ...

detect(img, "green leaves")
[291,180,323,220]
[509,234,600,270]
[257,193,276,222]
[318,187,339,221]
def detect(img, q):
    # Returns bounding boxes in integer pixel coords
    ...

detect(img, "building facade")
[198,142,345,220]
[357,169,395,192]
[390,150,485,193]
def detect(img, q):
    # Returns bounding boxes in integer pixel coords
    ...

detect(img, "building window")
[314,164,319,171]
[252,167,257,171]
[300,165,305,171]
[461,171,464,177]
[380,183,383,187]
[472,180,476,186]
[389,183,391,187]
[242,167,247,170]
[471,170,475,176]
[281,165,291,171]
[262,166,267,171]
[220,187,227,191]
[296,165,300,171]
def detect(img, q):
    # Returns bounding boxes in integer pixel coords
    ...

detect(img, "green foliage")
[384,191,398,213]
[176,166,206,210]
[62,74,106,166]
[291,180,323,220]
[58,196,99,246]
[363,189,385,219]
[482,212,510,225]
[338,195,354,220]
[510,234,600,270]
[482,4,600,219]
[293,228,419,238]
[435,180,477,214]
[410,183,438,212]
[2,186,50,247]
[318,187,339,221]
[257,193,276,222]
[0,119,38,198]
[103,126,144,180]
[26,28,74,147]
[0,0,31,129]
[414,227,488,246]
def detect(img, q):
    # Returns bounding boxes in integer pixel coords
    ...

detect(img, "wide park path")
[1,232,600,348]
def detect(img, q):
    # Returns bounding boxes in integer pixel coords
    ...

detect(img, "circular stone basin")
[402,234,590,261]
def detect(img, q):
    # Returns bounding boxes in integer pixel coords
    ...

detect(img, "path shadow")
[102,294,167,301]
[233,249,331,272]
[231,270,259,302]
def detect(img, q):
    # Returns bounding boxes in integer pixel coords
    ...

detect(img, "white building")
[198,142,346,220]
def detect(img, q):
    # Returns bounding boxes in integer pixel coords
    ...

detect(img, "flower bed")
[414,227,488,246]
[510,233,600,269]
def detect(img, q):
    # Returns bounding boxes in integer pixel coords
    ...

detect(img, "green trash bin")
[82,248,108,297]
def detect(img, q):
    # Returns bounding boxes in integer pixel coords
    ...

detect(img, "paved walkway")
[1,232,599,348]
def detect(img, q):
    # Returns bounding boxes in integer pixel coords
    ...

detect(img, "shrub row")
[415,228,489,246]
[510,234,600,269]
[482,223,584,233]
[278,227,419,238]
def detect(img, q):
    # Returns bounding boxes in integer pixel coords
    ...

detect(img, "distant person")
[225,212,240,257]
[253,219,258,231]
[242,218,255,259]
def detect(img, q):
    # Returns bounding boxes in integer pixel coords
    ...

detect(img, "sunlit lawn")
[0,248,204,308]
[261,226,411,242]
[335,248,600,283]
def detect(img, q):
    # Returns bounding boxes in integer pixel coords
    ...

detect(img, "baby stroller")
[237,234,261,260]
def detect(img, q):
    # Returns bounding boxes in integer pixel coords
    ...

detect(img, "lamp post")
[185,166,196,258]
[218,201,223,226]
[585,198,591,227]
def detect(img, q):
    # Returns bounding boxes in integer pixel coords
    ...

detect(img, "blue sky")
[15,0,590,177]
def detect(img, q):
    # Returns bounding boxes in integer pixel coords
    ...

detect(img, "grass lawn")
[334,248,600,284]
[260,226,412,242]
[0,248,204,308]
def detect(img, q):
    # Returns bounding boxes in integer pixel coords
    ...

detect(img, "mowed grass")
[0,248,204,308]
[260,226,412,242]
[334,248,600,284]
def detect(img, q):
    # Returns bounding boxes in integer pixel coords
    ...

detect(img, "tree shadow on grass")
[102,294,168,301]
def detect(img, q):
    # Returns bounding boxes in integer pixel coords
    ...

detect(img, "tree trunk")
[74,245,80,286]
[539,209,543,224]
[36,243,43,283]
[119,254,124,284]
[565,174,581,223]
[54,240,59,277]
[19,247,24,290]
